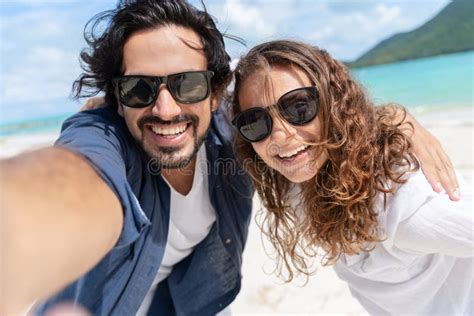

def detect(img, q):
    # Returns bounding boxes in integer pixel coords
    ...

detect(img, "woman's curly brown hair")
[231,40,420,281]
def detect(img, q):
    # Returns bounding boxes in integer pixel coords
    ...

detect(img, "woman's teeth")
[151,124,187,136]
[278,144,309,159]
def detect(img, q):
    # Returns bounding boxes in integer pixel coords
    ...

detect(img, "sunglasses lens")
[235,108,272,142]
[279,87,319,125]
[169,72,210,103]
[117,77,157,108]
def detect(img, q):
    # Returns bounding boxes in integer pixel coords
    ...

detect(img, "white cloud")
[1,45,79,103]
[305,2,443,60]
[376,4,401,25]
[12,0,79,4]
[0,5,88,110]
[211,0,449,61]
[1,10,66,40]
[230,58,240,71]
[0,2,118,123]
[311,26,334,41]
[311,5,402,42]
[217,0,275,38]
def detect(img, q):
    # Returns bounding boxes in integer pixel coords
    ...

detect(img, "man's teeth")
[278,144,309,159]
[151,124,187,136]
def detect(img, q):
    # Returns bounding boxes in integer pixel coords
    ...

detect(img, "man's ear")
[210,94,221,112]
[117,104,124,117]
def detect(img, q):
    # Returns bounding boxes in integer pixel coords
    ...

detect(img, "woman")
[231,40,473,314]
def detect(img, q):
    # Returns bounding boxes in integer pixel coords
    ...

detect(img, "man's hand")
[80,96,106,111]
[0,147,123,315]
[408,113,460,201]
[383,106,460,201]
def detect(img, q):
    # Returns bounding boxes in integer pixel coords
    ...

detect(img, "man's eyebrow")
[122,69,207,76]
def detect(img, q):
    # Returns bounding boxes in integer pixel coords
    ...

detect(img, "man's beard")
[138,113,209,170]
[147,132,207,169]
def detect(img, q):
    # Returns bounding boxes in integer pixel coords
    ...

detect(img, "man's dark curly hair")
[73,0,233,108]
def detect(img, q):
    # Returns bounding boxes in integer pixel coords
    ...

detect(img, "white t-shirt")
[136,145,216,315]
[333,170,473,315]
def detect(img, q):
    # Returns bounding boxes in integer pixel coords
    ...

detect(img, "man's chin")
[148,152,191,168]
[160,155,194,169]
[145,144,197,169]
[141,127,207,170]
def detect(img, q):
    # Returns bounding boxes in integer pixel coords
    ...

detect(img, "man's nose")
[150,85,182,120]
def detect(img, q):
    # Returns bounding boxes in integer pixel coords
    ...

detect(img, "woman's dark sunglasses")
[112,70,214,108]
[232,86,319,142]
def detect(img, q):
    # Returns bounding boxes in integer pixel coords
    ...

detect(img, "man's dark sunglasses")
[232,86,320,142]
[113,70,214,108]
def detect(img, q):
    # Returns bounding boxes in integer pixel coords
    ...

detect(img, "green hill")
[349,0,474,68]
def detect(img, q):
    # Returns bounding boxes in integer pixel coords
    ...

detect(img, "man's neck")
[161,158,197,196]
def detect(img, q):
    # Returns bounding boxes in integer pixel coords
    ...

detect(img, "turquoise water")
[352,51,473,110]
[1,51,472,136]
[0,114,71,137]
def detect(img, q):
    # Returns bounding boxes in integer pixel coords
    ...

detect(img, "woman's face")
[237,66,328,183]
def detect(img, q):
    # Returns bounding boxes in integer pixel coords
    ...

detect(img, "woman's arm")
[394,177,472,257]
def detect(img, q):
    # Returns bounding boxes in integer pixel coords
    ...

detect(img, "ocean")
[351,50,473,111]
[0,51,472,137]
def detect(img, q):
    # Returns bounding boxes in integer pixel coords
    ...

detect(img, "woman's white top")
[333,170,473,315]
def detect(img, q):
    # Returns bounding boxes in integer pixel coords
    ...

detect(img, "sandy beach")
[0,107,472,315]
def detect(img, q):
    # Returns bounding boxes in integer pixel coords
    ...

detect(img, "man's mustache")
[138,114,199,129]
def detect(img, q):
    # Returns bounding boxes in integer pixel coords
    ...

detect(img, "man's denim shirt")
[36,107,254,316]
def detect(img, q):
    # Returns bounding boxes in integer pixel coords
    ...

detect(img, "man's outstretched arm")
[0,147,123,316]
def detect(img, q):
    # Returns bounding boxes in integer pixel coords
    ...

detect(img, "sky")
[0,0,450,124]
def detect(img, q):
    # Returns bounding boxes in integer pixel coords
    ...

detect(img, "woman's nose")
[270,115,297,142]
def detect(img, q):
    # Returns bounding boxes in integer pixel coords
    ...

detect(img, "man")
[1,0,252,315]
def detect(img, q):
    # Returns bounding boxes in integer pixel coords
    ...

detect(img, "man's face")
[118,24,217,169]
